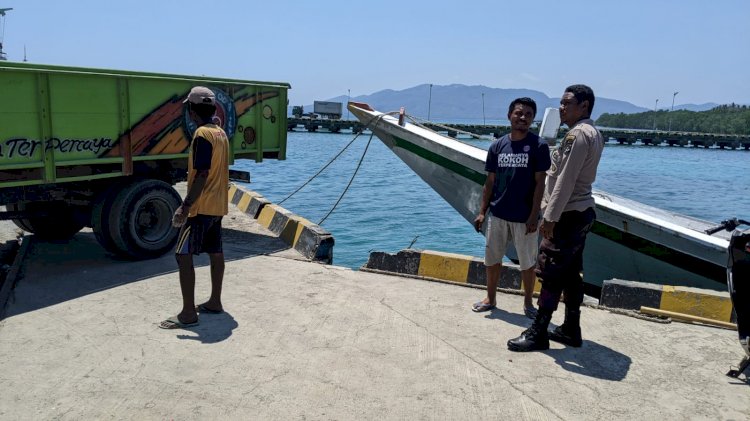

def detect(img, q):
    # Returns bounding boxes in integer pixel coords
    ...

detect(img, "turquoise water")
[235,131,750,269]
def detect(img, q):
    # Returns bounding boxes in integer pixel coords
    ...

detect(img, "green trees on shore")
[596,104,750,135]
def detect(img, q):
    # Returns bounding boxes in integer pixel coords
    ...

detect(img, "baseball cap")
[184,86,216,105]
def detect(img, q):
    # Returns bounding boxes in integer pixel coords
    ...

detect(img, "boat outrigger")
[347,101,737,293]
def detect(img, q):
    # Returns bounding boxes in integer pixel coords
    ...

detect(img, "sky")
[1,0,748,109]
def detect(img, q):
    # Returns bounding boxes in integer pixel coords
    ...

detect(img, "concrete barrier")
[601,279,735,324]
[229,183,334,264]
[363,249,536,292]
[0,236,30,320]
[365,253,734,324]
[229,185,270,219]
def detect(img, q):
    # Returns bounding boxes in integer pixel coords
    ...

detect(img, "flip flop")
[472,301,496,312]
[159,316,199,329]
[524,306,538,319]
[196,303,223,314]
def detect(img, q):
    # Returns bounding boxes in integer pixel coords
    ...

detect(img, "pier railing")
[287,118,750,150]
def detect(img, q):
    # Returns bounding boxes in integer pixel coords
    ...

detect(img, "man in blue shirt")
[508,84,604,352]
[473,97,551,318]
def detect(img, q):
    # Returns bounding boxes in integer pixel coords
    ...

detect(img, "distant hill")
[292,84,657,122]
[291,84,730,122]
[597,103,750,134]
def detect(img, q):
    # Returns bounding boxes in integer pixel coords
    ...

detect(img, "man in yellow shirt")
[160,86,229,329]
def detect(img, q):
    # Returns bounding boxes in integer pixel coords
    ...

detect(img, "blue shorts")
[175,215,223,255]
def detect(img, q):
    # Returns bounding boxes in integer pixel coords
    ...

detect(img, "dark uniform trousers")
[536,207,596,311]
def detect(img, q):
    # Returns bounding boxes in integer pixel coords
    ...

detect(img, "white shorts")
[484,214,539,270]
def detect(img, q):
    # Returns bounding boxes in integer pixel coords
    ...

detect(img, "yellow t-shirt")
[187,124,229,217]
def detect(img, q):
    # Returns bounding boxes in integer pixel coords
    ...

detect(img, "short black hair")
[189,103,217,121]
[507,97,537,117]
[564,84,595,115]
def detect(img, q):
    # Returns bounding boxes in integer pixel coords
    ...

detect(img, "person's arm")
[173,137,212,227]
[526,171,546,234]
[474,172,495,232]
[182,170,208,208]
[474,145,498,232]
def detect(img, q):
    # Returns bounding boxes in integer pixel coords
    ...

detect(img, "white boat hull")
[349,103,729,291]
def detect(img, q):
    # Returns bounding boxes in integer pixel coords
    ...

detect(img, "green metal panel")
[36,72,55,182]
[278,89,288,160]
[0,61,290,188]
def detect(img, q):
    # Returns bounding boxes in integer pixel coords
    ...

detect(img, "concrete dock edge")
[0,235,32,320]
[600,279,662,311]
[230,184,270,219]
[601,278,735,325]
[364,251,735,325]
[363,249,524,290]
[230,183,334,264]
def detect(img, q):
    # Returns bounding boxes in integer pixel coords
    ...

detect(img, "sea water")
[235,130,750,269]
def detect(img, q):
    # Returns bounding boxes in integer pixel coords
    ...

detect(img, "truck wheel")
[107,180,181,259]
[91,183,125,254]
[7,201,85,240]
[6,203,34,233]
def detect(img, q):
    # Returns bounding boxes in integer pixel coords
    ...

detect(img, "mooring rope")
[318,132,375,225]
[278,112,394,225]
[277,131,364,206]
[316,110,502,225]
[280,109,492,226]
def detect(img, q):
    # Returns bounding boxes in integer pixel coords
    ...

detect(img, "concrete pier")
[0,199,748,419]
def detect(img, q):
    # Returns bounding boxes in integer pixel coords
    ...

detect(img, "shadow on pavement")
[483,308,632,381]
[176,311,239,344]
[545,340,632,381]
[4,228,291,319]
[484,306,534,329]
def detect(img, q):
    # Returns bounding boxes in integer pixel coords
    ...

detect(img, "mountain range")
[295,84,720,122]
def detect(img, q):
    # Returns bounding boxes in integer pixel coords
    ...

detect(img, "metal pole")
[0,8,13,61]
[482,93,485,125]
[346,89,350,120]
[669,91,678,131]
[654,99,658,130]
[428,84,433,121]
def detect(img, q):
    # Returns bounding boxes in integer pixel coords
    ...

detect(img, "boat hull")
[349,103,729,291]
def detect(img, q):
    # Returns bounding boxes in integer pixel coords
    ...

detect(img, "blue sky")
[1,0,748,108]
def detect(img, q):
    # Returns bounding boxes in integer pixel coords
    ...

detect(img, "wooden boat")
[348,102,733,291]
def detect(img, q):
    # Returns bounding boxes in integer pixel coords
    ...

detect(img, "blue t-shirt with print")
[485,133,551,223]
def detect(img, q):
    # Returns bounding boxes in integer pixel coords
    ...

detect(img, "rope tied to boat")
[279,113,395,225]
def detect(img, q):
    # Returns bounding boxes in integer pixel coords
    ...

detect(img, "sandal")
[159,316,199,329]
[472,301,496,312]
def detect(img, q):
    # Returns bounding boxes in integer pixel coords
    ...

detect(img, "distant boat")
[348,101,733,292]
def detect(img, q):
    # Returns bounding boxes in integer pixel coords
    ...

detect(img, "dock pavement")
[0,195,748,420]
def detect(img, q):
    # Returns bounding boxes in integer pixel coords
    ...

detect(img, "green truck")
[0,62,289,258]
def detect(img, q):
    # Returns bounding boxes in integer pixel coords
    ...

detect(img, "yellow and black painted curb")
[229,183,334,264]
[363,249,537,292]
[601,279,735,324]
[363,249,735,325]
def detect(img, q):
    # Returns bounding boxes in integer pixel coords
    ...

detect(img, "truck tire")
[7,201,85,240]
[106,180,181,259]
[91,182,125,255]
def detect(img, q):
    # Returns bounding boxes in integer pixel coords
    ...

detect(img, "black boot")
[549,307,582,347]
[507,308,552,352]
